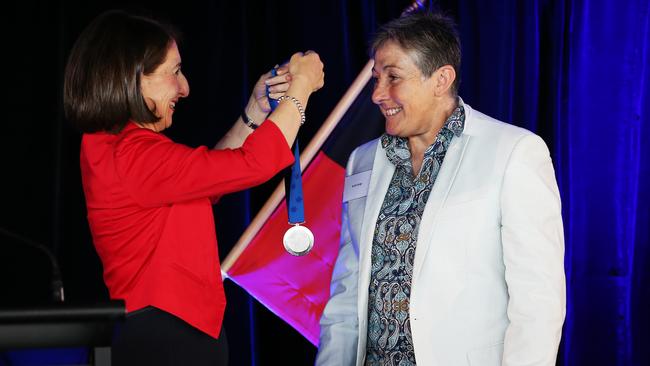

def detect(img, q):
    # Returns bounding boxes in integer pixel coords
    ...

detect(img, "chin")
[155,119,172,132]
[384,120,403,137]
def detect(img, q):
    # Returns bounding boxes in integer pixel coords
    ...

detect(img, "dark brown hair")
[371,12,461,95]
[64,10,180,133]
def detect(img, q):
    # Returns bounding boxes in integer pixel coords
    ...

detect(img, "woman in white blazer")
[316,12,565,366]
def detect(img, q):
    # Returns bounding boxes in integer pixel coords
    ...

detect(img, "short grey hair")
[371,12,461,95]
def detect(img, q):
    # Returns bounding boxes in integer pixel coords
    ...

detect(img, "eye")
[388,74,399,82]
[174,68,182,76]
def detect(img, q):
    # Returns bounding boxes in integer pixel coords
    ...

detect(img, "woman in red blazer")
[63,10,324,366]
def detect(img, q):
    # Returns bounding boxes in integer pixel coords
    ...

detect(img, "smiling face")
[371,41,442,139]
[140,41,189,131]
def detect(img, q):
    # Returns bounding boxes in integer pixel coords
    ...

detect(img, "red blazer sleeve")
[114,121,293,207]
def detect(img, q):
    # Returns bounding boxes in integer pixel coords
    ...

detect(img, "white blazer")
[316,103,565,366]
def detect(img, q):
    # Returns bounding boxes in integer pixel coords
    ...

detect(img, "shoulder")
[80,124,164,154]
[99,124,188,170]
[351,137,380,159]
[465,104,532,138]
[114,123,170,151]
[463,103,551,161]
[346,137,380,174]
[463,103,547,148]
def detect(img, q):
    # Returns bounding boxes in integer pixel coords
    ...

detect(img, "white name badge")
[343,170,371,202]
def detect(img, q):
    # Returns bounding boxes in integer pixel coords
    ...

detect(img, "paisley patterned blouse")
[365,105,465,366]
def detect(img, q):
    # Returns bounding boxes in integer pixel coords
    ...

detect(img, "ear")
[433,65,456,96]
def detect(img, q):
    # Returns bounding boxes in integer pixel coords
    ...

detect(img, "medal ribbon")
[267,68,305,225]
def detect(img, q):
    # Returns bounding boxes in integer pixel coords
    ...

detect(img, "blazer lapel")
[412,132,470,283]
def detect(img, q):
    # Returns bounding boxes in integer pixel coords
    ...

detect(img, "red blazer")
[80,121,293,338]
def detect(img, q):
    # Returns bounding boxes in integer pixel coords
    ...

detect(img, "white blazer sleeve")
[316,150,363,366]
[315,204,360,366]
[500,134,566,366]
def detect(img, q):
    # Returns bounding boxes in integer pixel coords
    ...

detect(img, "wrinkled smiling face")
[140,41,190,131]
[371,41,438,138]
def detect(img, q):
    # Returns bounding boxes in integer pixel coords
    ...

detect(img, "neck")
[136,120,165,133]
[407,95,457,176]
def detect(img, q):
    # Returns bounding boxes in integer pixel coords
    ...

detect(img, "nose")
[179,74,190,98]
[371,79,385,105]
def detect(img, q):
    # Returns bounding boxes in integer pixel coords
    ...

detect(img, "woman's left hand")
[249,65,291,115]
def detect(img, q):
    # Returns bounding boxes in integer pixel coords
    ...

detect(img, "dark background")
[2,0,649,365]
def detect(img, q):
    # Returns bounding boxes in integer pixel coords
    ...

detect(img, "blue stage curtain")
[559,1,650,365]
[453,0,650,364]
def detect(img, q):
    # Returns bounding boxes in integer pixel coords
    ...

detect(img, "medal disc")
[283,225,314,256]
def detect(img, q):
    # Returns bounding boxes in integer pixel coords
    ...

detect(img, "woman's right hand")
[287,51,324,93]
[268,50,324,147]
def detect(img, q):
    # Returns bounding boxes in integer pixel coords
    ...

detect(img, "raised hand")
[287,51,324,93]
[250,65,291,115]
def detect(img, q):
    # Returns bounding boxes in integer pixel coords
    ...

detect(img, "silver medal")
[283,225,314,256]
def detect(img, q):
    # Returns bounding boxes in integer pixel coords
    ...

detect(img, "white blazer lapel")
[412,132,470,284]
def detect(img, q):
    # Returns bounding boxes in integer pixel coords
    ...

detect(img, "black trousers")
[112,306,228,366]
